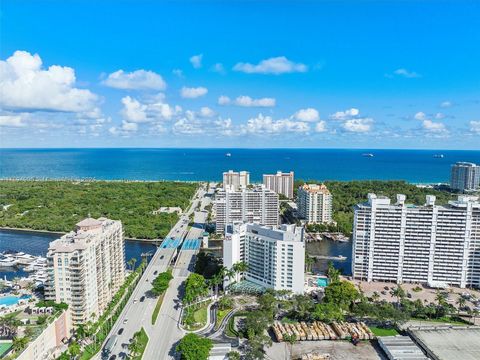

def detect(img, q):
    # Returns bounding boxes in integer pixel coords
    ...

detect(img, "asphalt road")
[100,184,211,360]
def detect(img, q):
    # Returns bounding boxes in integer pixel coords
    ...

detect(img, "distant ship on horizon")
[362,153,374,157]
[433,154,444,158]
[225,152,232,157]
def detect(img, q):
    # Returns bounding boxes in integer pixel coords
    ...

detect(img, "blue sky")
[1,0,479,149]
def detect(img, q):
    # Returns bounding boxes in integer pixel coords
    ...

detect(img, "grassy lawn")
[131,328,149,360]
[369,326,399,337]
[151,292,166,325]
[184,301,210,331]
[214,307,232,330]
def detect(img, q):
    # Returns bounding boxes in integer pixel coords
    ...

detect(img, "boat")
[311,255,347,261]
[433,154,444,158]
[362,153,374,157]
[8,252,36,265]
[225,153,232,157]
[0,256,18,267]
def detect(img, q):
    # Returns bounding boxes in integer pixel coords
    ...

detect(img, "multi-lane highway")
[101,183,211,360]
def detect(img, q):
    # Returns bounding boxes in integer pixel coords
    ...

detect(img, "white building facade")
[352,194,480,288]
[450,162,480,191]
[45,218,125,324]
[263,171,295,199]
[214,186,279,233]
[222,170,250,190]
[224,223,305,294]
[297,184,333,224]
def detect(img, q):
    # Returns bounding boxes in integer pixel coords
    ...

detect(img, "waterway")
[307,240,353,276]
[0,229,157,280]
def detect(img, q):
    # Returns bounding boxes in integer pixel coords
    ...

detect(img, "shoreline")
[0,227,161,243]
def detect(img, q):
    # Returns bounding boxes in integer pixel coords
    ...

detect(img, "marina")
[0,229,156,281]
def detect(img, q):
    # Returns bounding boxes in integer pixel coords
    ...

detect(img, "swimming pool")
[316,278,329,287]
[0,295,31,307]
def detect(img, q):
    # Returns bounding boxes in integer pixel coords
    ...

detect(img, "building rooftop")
[76,217,102,228]
[299,183,330,195]
[378,335,428,360]
[409,326,480,360]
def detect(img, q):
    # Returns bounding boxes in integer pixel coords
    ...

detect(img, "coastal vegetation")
[296,180,455,234]
[0,180,197,239]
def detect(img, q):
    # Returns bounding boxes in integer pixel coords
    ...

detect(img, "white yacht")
[11,252,36,265]
[0,256,18,267]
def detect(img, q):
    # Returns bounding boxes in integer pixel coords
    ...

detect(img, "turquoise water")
[0,295,31,307]
[1,148,480,183]
[316,278,329,287]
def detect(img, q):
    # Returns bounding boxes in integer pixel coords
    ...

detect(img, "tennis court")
[0,342,12,358]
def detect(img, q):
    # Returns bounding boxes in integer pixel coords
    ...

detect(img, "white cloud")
[330,108,360,120]
[414,111,427,120]
[120,96,180,123]
[342,118,373,133]
[241,114,310,134]
[422,119,447,133]
[218,96,231,105]
[440,101,452,108]
[121,96,148,122]
[470,121,480,134]
[392,68,421,78]
[314,121,327,132]
[0,50,98,113]
[211,63,226,74]
[199,107,215,118]
[233,56,307,75]
[173,118,204,134]
[103,69,166,90]
[233,96,276,107]
[435,112,445,119]
[180,86,208,99]
[189,54,203,69]
[0,114,25,127]
[294,108,320,122]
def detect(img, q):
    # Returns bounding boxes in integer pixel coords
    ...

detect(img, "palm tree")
[391,285,406,309]
[232,261,248,279]
[371,291,380,303]
[456,297,466,314]
[68,341,81,359]
[435,290,447,307]
[12,336,28,353]
[305,254,314,273]
[326,262,340,283]
[128,331,142,358]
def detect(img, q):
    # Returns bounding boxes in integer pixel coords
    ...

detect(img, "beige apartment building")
[297,183,333,224]
[263,171,294,199]
[222,170,250,190]
[45,217,125,324]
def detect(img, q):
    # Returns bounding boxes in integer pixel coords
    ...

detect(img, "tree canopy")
[0,180,197,239]
[176,333,213,360]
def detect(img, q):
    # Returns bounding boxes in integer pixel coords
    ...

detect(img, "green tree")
[323,280,359,310]
[326,262,341,283]
[151,270,173,296]
[313,302,344,323]
[391,285,406,308]
[68,341,81,359]
[12,336,28,352]
[456,297,466,314]
[184,273,209,304]
[128,330,142,358]
[176,333,213,360]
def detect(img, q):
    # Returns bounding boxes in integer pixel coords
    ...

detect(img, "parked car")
[123,319,128,324]
[118,328,124,335]
[140,296,145,302]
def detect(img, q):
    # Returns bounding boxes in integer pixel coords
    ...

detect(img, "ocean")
[1,148,480,183]
[0,230,156,280]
